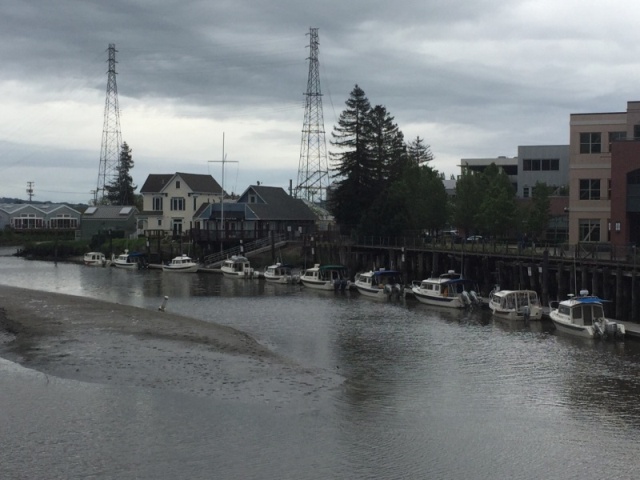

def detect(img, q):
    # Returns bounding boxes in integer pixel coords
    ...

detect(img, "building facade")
[567,103,640,244]
[138,172,223,237]
[0,203,81,231]
[517,145,569,198]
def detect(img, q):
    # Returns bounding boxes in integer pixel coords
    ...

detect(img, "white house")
[138,172,223,236]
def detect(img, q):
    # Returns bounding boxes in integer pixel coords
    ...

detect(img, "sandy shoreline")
[0,284,341,403]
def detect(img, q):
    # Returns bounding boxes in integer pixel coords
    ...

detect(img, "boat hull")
[113,262,138,269]
[490,306,543,321]
[549,316,596,338]
[412,289,466,308]
[163,265,198,273]
[301,279,338,290]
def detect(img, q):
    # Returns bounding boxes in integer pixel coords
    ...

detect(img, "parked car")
[466,235,483,243]
[441,230,463,243]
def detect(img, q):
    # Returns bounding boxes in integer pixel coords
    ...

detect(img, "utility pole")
[96,43,123,204]
[26,182,35,202]
[294,27,329,203]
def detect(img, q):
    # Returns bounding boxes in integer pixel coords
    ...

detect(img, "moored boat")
[410,270,480,308]
[112,250,148,269]
[263,263,299,284]
[300,264,350,291]
[83,251,110,267]
[549,290,625,339]
[488,287,543,321]
[354,268,403,300]
[163,254,199,273]
[221,255,255,278]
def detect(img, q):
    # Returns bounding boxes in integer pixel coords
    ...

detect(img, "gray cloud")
[1,0,638,201]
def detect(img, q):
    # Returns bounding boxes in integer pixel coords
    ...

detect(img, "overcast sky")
[2,0,639,203]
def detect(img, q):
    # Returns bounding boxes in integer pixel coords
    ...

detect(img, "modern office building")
[568,101,640,246]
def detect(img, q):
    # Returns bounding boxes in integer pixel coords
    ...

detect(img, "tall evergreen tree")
[407,136,434,166]
[328,85,373,230]
[105,142,137,205]
[368,105,407,185]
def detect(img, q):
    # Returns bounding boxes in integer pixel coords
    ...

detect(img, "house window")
[51,215,77,229]
[579,179,600,200]
[523,159,559,171]
[579,219,600,242]
[157,219,162,227]
[176,181,181,189]
[580,132,601,154]
[13,214,44,229]
[249,195,257,203]
[523,187,530,198]
[634,125,640,140]
[170,197,185,211]
[153,196,163,211]
[609,131,626,143]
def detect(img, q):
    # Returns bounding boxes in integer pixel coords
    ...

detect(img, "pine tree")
[105,142,137,205]
[407,136,434,166]
[368,105,407,185]
[328,85,374,230]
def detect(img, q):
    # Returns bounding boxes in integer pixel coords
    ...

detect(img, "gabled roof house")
[0,203,81,230]
[193,185,317,244]
[138,172,223,236]
[79,205,139,240]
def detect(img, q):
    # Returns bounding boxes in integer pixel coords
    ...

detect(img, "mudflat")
[0,284,340,404]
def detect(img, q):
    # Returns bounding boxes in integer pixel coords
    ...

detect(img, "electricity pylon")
[96,43,122,204]
[294,28,329,203]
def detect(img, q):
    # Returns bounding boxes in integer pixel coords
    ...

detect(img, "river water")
[2,250,640,479]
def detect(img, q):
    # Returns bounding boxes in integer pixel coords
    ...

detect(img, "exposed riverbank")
[0,284,342,404]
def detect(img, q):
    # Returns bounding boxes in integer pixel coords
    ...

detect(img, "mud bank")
[0,285,342,404]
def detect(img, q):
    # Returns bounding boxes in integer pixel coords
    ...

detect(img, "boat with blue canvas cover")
[549,290,625,339]
[112,250,148,269]
[354,268,404,300]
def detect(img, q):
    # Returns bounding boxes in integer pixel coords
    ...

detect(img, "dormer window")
[249,195,256,203]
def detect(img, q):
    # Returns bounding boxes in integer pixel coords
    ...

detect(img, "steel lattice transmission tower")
[96,43,123,204]
[294,28,329,203]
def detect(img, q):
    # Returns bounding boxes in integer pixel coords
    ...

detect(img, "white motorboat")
[163,254,199,273]
[221,255,254,278]
[263,263,299,284]
[112,250,147,269]
[488,287,543,321]
[410,270,481,308]
[354,268,403,300]
[83,251,110,267]
[300,264,350,291]
[549,290,625,339]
